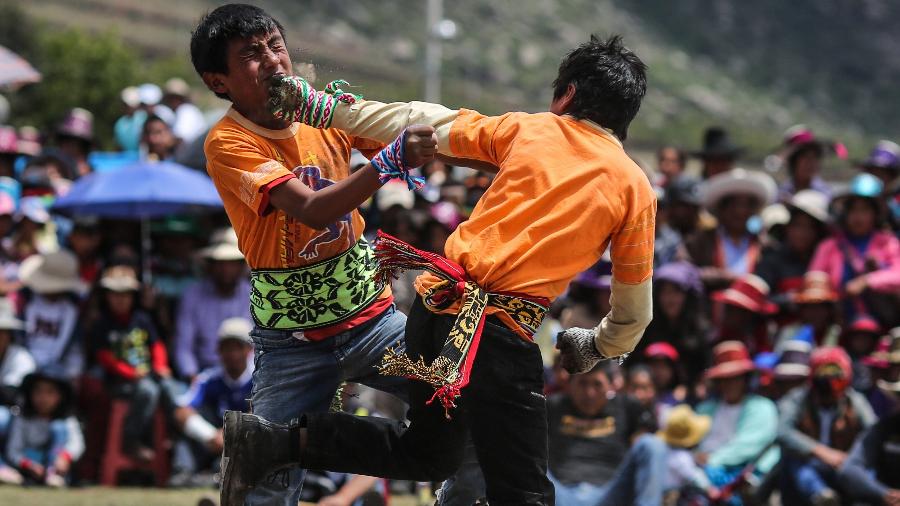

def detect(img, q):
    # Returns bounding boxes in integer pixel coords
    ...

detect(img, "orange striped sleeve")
[610,200,656,284]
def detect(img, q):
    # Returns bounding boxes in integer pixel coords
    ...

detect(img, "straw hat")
[100,265,141,292]
[657,404,712,449]
[712,274,778,314]
[218,317,252,344]
[19,250,83,294]
[793,272,839,305]
[701,168,777,211]
[200,227,244,261]
[706,341,756,379]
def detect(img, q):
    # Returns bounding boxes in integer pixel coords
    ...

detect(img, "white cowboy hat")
[218,317,252,344]
[99,265,141,292]
[19,250,84,294]
[200,227,244,261]
[701,168,777,210]
[786,189,830,224]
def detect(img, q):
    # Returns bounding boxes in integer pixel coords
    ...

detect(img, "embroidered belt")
[249,239,383,330]
[374,231,549,417]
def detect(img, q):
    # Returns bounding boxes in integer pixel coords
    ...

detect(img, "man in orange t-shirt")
[222,35,655,506]
[190,5,439,506]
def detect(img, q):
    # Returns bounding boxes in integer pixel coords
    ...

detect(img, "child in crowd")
[90,265,177,460]
[5,367,84,487]
[658,404,718,504]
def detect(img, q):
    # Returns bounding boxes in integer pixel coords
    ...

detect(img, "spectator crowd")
[1,75,900,506]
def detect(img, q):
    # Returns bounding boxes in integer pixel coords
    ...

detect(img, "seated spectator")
[863,332,898,417]
[696,341,779,494]
[711,274,777,354]
[693,127,742,180]
[174,228,250,380]
[838,343,900,506]
[778,347,876,506]
[9,197,57,261]
[755,190,830,310]
[18,251,84,379]
[639,261,709,383]
[66,217,103,286]
[771,340,812,400]
[559,260,612,330]
[776,272,840,346]
[626,365,657,413]
[547,362,665,506]
[655,146,686,188]
[857,140,900,190]
[654,186,683,268]
[841,315,883,394]
[687,168,777,292]
[776,125,839,201]
[658,404,717,503]
[5,367,84,487]
[161,77,207,144]
[53,108,94,177]
[90,265,177,461]
[172,317,252,486]
[0,303,30,485]
[643,342,687,410]
[141,114,181,161]
[664,176,703,241]
[0,303,32,405]
[810,173,900,327]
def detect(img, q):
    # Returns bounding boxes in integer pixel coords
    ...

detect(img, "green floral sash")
[250,239,384,330]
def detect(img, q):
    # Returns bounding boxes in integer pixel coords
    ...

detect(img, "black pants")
[304,298,554,506]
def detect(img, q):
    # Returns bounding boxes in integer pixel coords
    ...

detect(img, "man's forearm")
[332,100,458,154]
[593,278,653,358]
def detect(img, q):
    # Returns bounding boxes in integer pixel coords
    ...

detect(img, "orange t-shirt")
[416,110,656,334]
[205,108,391,336]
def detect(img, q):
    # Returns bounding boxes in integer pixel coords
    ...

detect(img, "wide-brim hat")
[779,125,847,163]
[706,340,756,379]
[773,339,812,380]
[654,261,703,295]
[19,250,84,294]
[786,189,830,225]
[218,317,252,344]
[858,140,900,172]
[573,259,613,291]
[100,265,141,292]
[701,168,777,210]
[692,127,744,159]
[55,107,94,143]
[201,227,244,261]
[793,271,839,304]
[657,404,711,448]
[712,274,778,314]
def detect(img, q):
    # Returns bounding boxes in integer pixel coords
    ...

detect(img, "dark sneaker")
[220,411,300,506]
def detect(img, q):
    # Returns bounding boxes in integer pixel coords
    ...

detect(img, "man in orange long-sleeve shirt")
[222,35,655,506]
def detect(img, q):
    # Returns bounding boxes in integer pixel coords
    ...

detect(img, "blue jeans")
[246,305,408,506]
[549,434,667,506]
[780,456,839,505]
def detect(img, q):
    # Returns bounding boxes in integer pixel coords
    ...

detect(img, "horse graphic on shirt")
[293,165,353,261]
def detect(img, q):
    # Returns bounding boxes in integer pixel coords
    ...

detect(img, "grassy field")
[0,487,420,506]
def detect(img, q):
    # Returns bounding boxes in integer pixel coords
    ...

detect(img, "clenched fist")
[556,327,605,374]
[403,124,438,168]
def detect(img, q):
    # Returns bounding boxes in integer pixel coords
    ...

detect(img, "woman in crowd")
[809,173,900,327]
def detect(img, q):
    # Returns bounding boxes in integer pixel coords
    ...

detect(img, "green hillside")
[14,0,898,164]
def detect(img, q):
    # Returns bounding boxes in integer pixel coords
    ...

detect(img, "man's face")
[718,194,759,235]
[209,259,245,288]
[219,339,251,377]
[204,30,292,126]
[657,148,684,180]
[568,369,611,417]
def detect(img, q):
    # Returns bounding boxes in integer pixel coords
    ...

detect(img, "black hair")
[22,375,72,419]
[141,114,170,135]
[190,3,285,100]
[552,35,647,141]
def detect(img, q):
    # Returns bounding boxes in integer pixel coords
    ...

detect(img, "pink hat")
[645,342,680,362]
[56,108,94,142]
[0,126,18,154]
[0,192,15,216]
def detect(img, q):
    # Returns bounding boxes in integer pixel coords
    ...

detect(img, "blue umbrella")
[53,160,222,218]
[52,160,223,281]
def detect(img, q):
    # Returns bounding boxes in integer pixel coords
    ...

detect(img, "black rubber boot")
[220,410,301,506]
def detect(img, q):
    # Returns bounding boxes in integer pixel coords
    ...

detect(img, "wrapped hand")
[556,327,605,374]
[268,75,361,128]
